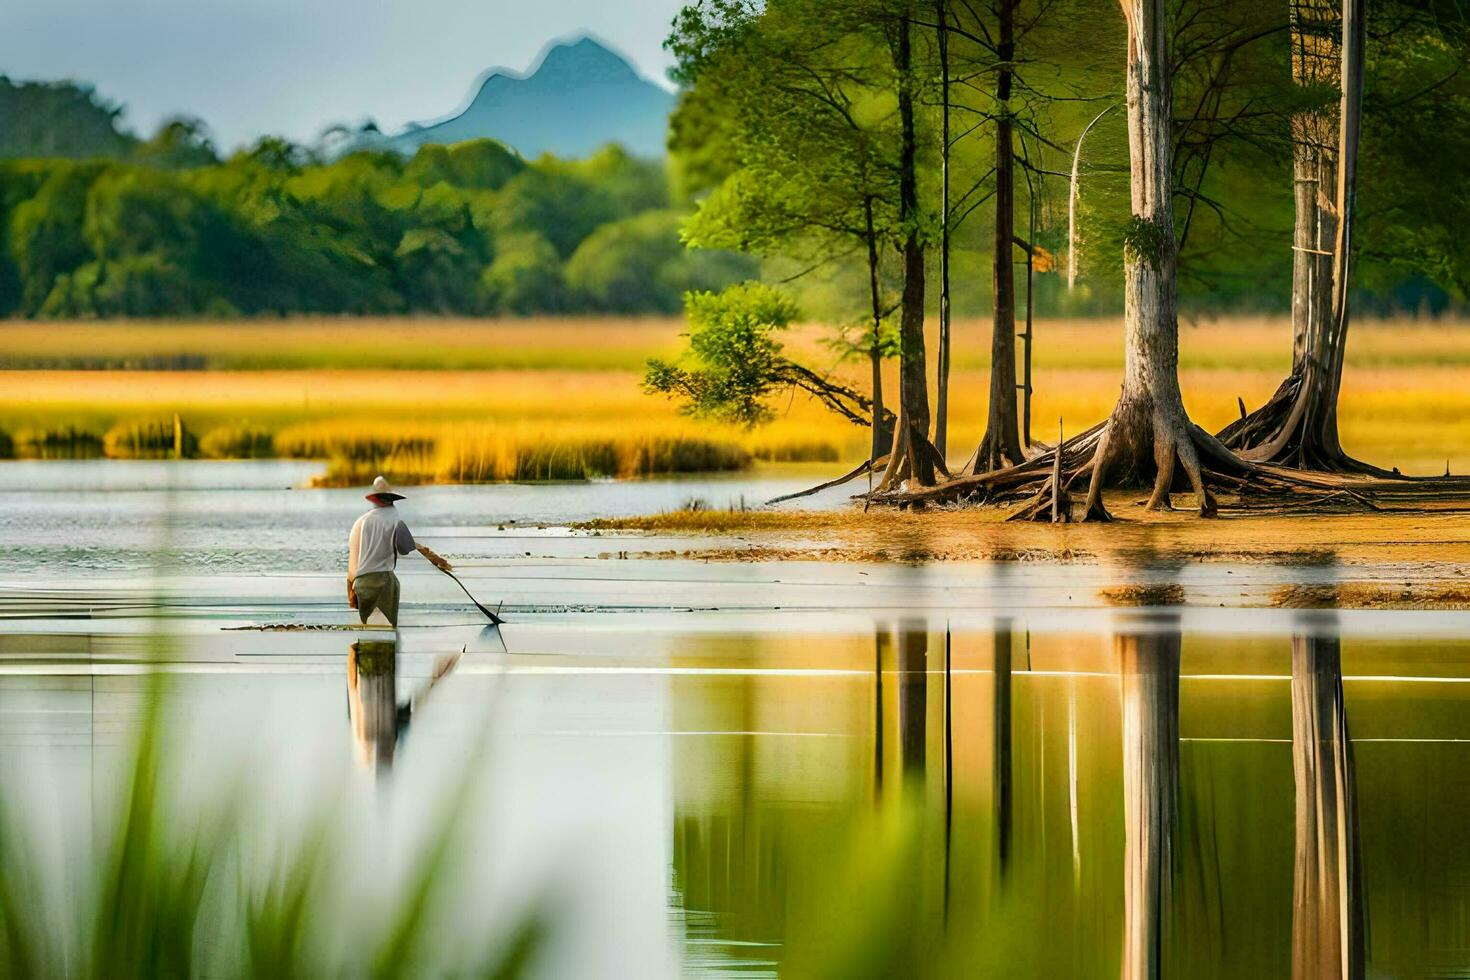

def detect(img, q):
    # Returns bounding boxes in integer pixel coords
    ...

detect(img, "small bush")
[506,439,621,481]
[274,426,433,461]
[0,428,12,459]
[749,439,841,463]
[437,430,750,483]
[198,424,274,459]
[13,426,104,459]
[619,435,749,475]
[310,455,439,488]
[103,417,198,459]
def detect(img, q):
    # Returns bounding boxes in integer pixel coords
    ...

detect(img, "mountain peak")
[524,35,642,86]
[389,35,675,159]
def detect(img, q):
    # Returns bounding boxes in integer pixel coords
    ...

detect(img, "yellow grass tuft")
[267,419,754,486]
[102,417,196,460]
[12,425,103,459]
[198,423,274,459]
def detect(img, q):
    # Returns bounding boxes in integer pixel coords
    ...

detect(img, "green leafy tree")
[134,117,219,170]
[551,144,671,215]
[0,77,136,159]
[669,0,916,462]
[7,162,99,311]
[405,139,525,191]
[480,232,565,314]
[491,167,619,257]
[565,210,753,312]
[646,282,893,433]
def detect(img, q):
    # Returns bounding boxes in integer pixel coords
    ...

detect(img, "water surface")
[1,461,1466,977]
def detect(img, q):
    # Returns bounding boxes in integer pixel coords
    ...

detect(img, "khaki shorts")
[353,571,401,626]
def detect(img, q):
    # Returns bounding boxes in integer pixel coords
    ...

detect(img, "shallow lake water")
[1,461,1468,976]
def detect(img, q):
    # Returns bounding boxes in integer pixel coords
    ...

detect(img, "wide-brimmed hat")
[365,475,405,502]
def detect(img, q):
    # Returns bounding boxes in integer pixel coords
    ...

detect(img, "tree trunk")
[1216,0,1374,473]
[1117,617,1180,980]
[1291,627,1365,980]
[935,0,952,462]
[1083,0,1217,520]
[883,10,936,489]
[972,0,1026,473]
[865,197,893,459]
[1289,0,1340,376]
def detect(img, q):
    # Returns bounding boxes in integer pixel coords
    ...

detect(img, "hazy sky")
[0,0,686,150]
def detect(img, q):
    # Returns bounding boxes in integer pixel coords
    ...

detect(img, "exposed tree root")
[873,418,950,496]
[865,422,1103,508]
[1010,439,1074,523]
[1219,372,1398,478]
[868,411,1470,520]
[762,424,948,511]
[966,428,1028,477]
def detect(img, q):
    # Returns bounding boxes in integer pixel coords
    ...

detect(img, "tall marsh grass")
[5,315,1469,373]
[198,423,274,459]
[102,416,198,460]
[7,316,1470,475]
[0,678,543,978]
[12,425,104,459]
[279,422,754,486]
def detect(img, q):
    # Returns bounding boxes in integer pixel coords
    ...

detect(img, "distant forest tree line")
[0,45,1465,322]
[0,77,752,318]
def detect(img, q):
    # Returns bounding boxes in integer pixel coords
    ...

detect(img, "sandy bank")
[574,493,1470,608]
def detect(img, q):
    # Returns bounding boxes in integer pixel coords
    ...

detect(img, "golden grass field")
[1,314,1468,480]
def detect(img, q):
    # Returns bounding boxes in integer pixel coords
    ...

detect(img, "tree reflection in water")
[898,620,927,778]
[665,609,1457,978]
[1116,612,1181,980]
[1291,611,1365,980]
[994,617,1014,877]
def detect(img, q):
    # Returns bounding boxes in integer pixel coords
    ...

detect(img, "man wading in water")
[347,476,452,626]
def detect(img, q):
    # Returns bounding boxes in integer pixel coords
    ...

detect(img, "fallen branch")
[765,454,890,506]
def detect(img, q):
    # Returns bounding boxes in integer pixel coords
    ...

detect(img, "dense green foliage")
[647,282,887,435]
[646,282,802,426]
[0,129,753,317]
[668,0,1470,318]
[0,77,138,160]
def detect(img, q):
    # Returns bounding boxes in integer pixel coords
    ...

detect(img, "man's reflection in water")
[1115,611,1181,980]
[346,639,461,775]
[1291,611,1365,980]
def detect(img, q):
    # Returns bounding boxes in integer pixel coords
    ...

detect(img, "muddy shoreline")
[574,494,1470,609]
